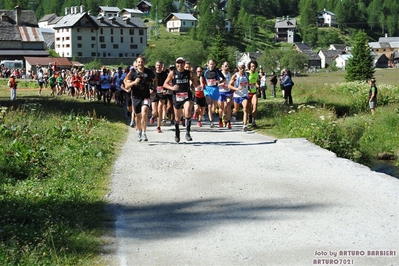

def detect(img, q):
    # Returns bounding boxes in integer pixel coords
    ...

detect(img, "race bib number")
[143,98,150,105]
[239,81,248,88]
[195,86,203,92]
[207,79,217,86]
[156,86,164,93]
[176,92,188,101]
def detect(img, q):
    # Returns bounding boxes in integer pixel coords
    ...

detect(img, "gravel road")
[102,120,399,266]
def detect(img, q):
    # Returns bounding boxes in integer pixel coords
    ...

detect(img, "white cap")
[176,57,186,63]
[237,61,245,67]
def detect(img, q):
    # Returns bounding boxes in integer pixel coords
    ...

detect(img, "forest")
[0,0,398,39]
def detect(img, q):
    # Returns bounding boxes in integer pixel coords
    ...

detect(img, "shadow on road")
[108,198,326,240]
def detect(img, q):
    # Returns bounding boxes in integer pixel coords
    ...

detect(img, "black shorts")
[151,93,167,103]
[194,97,206,107]
[132,97,150,114]
[126,92,132,107]
[173,91,193,109]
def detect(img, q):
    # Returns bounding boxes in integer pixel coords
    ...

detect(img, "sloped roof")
[99,6,121,13]
[138,1,152,7]
[19,26,45,42]
[1,50,48,56]
[0,9,38,27]
[329,44,347,51]
[294,42,312,52]
[25,57,72,67]
[121,8,143,14]
[164,13,198,22]
[53,13,147,29]
[38,13,57,22]
[275,19,297,28]
[318,49,339,58]
[379,37,399,43]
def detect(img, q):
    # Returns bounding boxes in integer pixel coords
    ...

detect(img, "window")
[183,21,185,25]
[91,29,95,33]
[139,29,144,35]
[130,37,133,43]
[120,37,123,43]
[140,37,143,43]
[56,37,60,41]
[77,36,82,40]
[101,44,106,49]
[66,37,70,40]
[77,44,82,48]
[108,53,110,56]
[91,44,95,48]
[129,29,134,35]
[111,28,113,34]
[119,53,123,57]
[99,36,105,43]
[130,44,138,49]
[111,36,114,43]
[113,44,118,49]
[66,44,70,48]
[120,29,123,34]
[77,52,82,56]
[92,52,96,56]
[57,44,60,48]
[103,52,106,57]
[100,28,103,34]
[91,36,95,41]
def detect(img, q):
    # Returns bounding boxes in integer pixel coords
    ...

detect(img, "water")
[368,160,399,179]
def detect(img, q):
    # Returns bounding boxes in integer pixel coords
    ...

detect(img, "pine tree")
[208,31,229,66]
[345,31,375,82]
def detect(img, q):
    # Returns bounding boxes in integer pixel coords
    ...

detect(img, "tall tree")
[196,0,225,47]
[208,31,229,66]
[345,31,374,82]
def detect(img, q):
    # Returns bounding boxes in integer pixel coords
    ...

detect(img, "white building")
[332,54,352,69]
[317,9,337,27]
[121,8,144,18]
[164,13,198,33]
[53,6,147,61]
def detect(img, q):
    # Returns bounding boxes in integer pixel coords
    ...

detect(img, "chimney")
[109,16,116,24]
[123,17,130,24]
[14,6,21,26]
[65,7,70,15]
[87,10,91,15]
[80,5,85,13]
[1,13,9,22]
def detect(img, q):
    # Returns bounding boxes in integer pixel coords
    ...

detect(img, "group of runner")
[121,55,263,143]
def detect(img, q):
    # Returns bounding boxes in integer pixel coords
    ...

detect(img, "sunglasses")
[176,61,185,64]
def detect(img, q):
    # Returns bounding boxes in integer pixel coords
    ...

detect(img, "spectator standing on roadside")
[281,69,294,105]
[8,73,17,101]
[369,78,378,115]
[259,71,267,99]
[269,71,277,98]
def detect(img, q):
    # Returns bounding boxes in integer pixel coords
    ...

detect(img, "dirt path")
[102,121,399,266]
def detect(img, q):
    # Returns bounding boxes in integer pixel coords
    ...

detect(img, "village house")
[293,43,321,69]
[52,6,147,65]
[121,8,144,19]
[369,36,399,67]
[274,17,297,43]
[332,54,352,70]
[317,9,337,27]
[164,13,198,33]
[98,6,120,18]
[137,1,152,16]
[0,6,48,62]
[237,51,263,69]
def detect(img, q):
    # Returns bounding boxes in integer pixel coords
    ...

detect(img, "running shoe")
[227,121,232,129]
[210,122,214,128]
[185,133,192,141]
[175,133,180,143]
[197,121,202,127]
[141,132,148,141]
[137,130,142,142]
[150,116,155,124]
[161,119,166,126]
[130,120,135,128]
[231,114,237,122]
[242,125,248,132]
[218,119,223,128]
[156,127,162,133]
[193,112,197,120]
[252,120,257,127]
